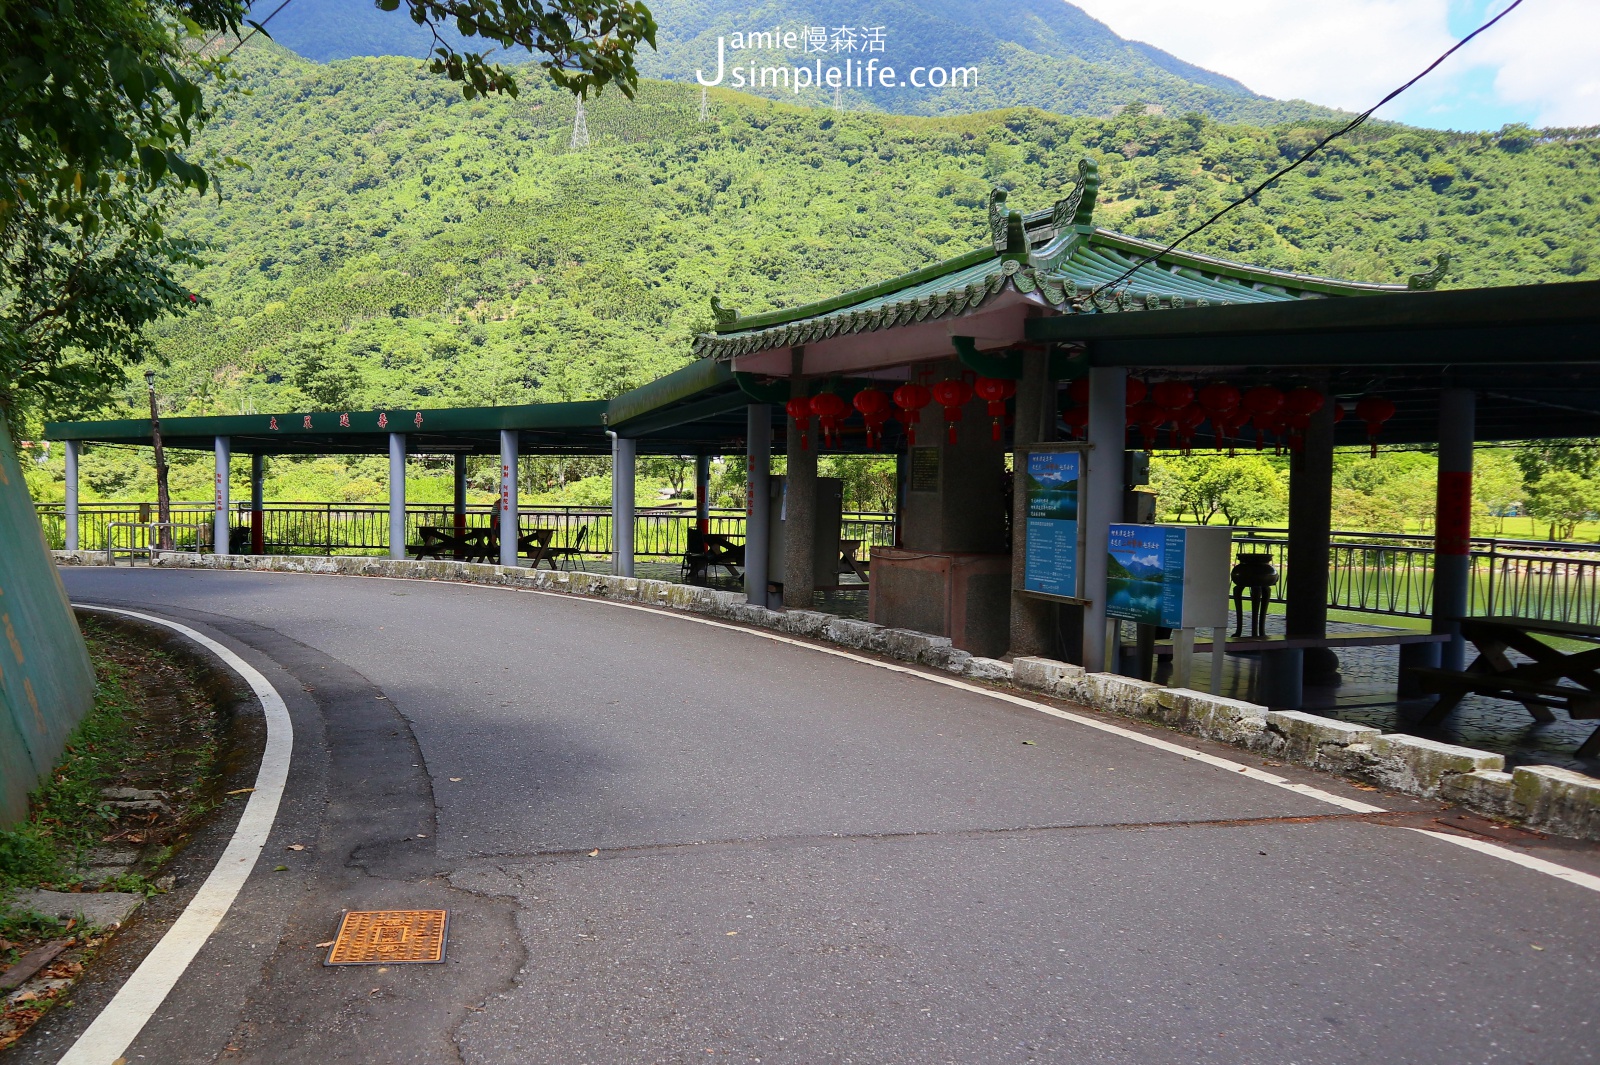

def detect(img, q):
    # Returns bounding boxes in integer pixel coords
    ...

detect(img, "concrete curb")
[55,550,1600,841]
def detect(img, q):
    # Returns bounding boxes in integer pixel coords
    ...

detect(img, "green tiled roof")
[693,161,1438,363]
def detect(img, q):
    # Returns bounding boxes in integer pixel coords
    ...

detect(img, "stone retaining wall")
[55,550,1600,841]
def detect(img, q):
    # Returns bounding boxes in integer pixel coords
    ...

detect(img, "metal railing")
[1229,527,1600,625]
[36,502,898,563]
[103,520,212,564]
[39,503,1600,626]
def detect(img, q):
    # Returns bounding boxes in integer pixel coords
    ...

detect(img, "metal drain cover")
[325,910,449,966]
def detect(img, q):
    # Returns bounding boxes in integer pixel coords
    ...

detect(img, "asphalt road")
[23,567,1600,1064]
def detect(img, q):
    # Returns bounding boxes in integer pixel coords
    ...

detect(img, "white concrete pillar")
[499,428,519,568]
[1081,366,1127,670]
[64,440,80,551]
[1434,388,1475,671]
[213,436,231,555]
[250,453,265,554]
[612,435,636,577]
[745,405,772,605]
[695,454,712,534]
[388,432,406,560]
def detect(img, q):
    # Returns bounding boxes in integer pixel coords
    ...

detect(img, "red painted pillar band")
[1436,470,1473,556]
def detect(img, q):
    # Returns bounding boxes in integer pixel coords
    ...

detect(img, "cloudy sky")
[1068,0,1598,131]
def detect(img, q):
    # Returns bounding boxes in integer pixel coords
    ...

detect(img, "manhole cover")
[325,910,449,966]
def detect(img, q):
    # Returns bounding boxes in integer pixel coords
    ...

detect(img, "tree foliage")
[384,0,657,100]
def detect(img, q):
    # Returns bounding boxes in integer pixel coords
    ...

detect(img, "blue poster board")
[1106,523,1188,628]
[1023,449,1081,599]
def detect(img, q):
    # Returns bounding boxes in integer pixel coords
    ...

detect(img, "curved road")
[25,568,1600,1064]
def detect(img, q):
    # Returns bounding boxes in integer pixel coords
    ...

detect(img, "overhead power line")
[1090,0,1528,299]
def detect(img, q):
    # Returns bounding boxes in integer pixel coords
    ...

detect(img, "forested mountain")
[259,0,1344,124]
[130,44,1593,425]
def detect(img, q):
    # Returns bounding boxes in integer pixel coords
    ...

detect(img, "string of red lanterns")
[782,371,1399,458]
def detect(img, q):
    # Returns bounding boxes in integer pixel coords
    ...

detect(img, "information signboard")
[1021,445,1084,601]
[1105,523,1232,629]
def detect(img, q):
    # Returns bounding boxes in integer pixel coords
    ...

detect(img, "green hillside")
[260,0,1342,125]
[37,43,1597,499]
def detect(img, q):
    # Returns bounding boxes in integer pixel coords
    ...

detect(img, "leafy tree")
[1147,453,1285,527]
[0,0,656,433]
[0,0,244,429]
[391,0,657,101]
[1524,470,1600,541]
[1473,450,1525,534]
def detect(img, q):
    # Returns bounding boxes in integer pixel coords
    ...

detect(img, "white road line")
[59,606,294,1065]
[1407,828,1600,892]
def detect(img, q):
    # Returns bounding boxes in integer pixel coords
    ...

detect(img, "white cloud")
[1066,0,1600,128]
[1467,0,1600,126]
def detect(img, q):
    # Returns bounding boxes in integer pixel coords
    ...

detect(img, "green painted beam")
[1024,279,1600,344]
[606,359,734,428]
[46,401,611,447]
[613,390,751,438]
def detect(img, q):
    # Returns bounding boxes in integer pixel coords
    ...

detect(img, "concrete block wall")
[51,549,1600,841]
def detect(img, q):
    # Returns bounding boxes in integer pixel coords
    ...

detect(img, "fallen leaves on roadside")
[273,865,289,872]
[227,788,255,796]
[315,940,335,948]
[286,844,305,851]
[1351,783,1381,791]
[587,849,600,857]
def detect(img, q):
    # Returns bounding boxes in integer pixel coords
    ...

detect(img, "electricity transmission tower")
[570,98,590,150]
[699,85,708,122]
[833,83,842,112]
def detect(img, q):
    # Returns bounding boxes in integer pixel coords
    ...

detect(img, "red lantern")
[930,379,974,444]
[1241,386,1285,451]
[785,396,814,451]
[1199,383,1241,449]
[973,376,1016,442]
[1332,403,1346,424]
[1128,401,1165,450]
[1061,406,1089,439]
[1215,410,1250,454]
[852,387,892,449]
[1126,378,1148,406]
[1198,383,1241,416]
[1354,396,1397,458]
[1151,380,1195,412]
[810,392,850,449]
[1174,404,1208,454]
[892,382,932,445]
[1283,388,1325,452]
[1066,378,1091,407]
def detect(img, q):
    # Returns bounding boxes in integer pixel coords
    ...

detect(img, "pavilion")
[47,158,1600,692]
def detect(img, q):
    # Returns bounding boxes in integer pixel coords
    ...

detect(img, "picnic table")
[1410,616,1600,757]
[411,526,555,567]
[684,530,743,585]
[838,539,870,583]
